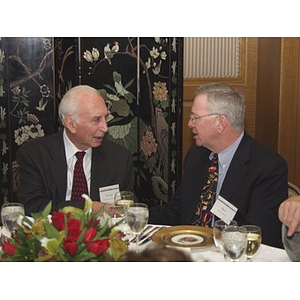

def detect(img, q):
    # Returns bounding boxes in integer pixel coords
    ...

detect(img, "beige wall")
[183,37,300,187]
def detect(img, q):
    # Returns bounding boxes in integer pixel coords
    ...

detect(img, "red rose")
[2,241,17,257]
[66,218,82,241]
[64,238,78,256]
[67,218,81,229]
[52,212,66,231]
[83,228,97,244]
[87,238,110,256]
[67,226,82,241]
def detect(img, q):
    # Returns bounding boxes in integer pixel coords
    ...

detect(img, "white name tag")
[99,184,119,203]
[211,195,238,224]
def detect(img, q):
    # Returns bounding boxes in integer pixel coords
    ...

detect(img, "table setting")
[0,196,292,262]
[126,223,291,262]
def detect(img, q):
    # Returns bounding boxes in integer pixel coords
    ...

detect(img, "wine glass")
[1,202,25,235]
[221,225,247,262]
[213,219,237,259]
[240,225,262,262]
[114,191,135,220]
[125,203,149,253]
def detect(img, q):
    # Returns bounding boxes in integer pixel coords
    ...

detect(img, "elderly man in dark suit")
[17,85,134,215]
[149,82,288,248]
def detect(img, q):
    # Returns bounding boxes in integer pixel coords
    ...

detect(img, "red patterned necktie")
[192,153,219,227]
[71,151,88,201]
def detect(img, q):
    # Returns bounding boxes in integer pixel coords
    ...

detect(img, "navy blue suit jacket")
[150,132,288,248]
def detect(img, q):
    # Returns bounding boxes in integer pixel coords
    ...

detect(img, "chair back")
[288,182,300,198]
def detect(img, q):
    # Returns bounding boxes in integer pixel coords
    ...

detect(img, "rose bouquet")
[0,196,128,262]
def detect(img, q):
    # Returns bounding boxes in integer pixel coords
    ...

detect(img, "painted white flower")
[92,48,99,61]
[150,47,159,59]
[27,124,45,139]
[83,50,93,62]
[160,51,167,60]
[145,57,151,69]
[14,127,30,145]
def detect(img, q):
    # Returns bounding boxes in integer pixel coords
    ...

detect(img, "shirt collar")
[63,129,92,160]
[210,131,244,166]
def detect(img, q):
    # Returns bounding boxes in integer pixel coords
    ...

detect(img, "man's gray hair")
[58,85,100,126]
[195,82,245,130]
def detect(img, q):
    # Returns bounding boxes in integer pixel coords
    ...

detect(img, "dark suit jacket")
[17,131,134,215]
[149,132,288,248]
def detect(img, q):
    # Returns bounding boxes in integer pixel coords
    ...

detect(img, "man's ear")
[64,116,76,134]
[217,115,228,133]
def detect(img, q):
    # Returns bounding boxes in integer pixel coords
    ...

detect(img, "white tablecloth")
[1,222,291,262]
[128,225,291,262]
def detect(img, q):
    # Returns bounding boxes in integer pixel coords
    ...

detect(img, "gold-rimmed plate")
[151,225,213,249]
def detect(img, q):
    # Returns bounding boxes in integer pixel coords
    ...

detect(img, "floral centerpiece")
[0,195,128,262]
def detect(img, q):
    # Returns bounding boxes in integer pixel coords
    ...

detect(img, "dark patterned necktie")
[192,153,218,227]
[71,151,88,201]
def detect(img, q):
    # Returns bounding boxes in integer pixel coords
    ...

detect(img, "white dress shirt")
[63,129,92,201]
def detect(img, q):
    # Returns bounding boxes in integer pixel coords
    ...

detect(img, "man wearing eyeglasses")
[149,82,288,248]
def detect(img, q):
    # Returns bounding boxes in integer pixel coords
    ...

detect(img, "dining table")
[126,224,292,262]
[0,219,292,262]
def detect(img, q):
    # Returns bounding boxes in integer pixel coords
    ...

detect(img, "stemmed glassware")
[213,219,237,259]
[240,225,262,262]
[221,225,247,262]
[125,203,149,253]
[114,191,135,221]
[1,202,25,236]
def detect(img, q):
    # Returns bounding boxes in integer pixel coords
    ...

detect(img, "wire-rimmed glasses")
[189,113,220,124]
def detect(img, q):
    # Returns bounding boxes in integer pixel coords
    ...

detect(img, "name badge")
[99,184,119,203]
[211,195,238,224]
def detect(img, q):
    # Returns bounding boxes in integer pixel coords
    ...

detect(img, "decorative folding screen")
[0,37,183,208]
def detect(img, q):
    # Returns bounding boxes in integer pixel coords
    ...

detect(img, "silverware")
[130,225,153,243]
[138,227,161,245]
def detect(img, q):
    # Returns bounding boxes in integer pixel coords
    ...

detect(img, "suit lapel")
[220,134,251,203]
[90,147,109,200]
[48,132,68,201]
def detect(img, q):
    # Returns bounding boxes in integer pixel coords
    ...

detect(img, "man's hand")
[92,201,116,217]
[279,196,300,236]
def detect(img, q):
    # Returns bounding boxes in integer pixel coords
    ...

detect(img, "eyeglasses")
[189,113,220,124]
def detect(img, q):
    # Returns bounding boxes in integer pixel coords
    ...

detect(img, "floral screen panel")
[0,37,55,206]
[138,38,183,206]
[77,37,183,207]
[0,37,183,209]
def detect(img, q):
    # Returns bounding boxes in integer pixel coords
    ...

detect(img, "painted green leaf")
[111,99,130,117]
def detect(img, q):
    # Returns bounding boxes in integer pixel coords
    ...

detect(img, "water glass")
[125,203,149,252]
[222,225,247,262]
[1,202,25,234]
[213,219,237,258]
